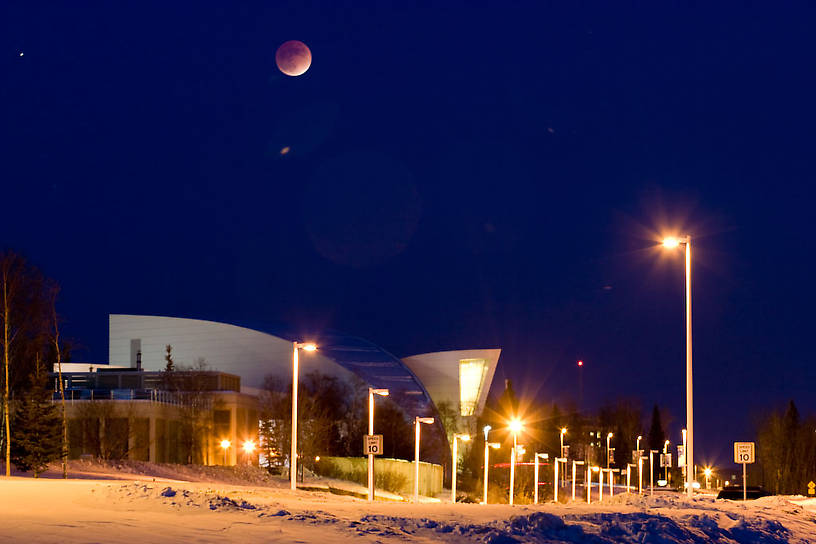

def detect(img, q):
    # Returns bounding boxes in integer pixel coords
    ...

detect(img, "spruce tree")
[11,361,62,476]
[646,405,665,452]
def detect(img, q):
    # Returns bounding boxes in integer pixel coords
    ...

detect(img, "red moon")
[276,40,311,76]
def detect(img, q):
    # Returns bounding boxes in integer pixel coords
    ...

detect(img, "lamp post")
[290,342,317,490]
[483,440,500,504]
[413,416,435,502]
[664,440,670,481]
[636,435,642,453]
[220,439,231,466]
[368,388,389,502]
[451,433,471,503]
[508,418,523,506]
[560,427,568,487]
[662,235,693,497]
[703,467,712,490]
[606,432,613,469]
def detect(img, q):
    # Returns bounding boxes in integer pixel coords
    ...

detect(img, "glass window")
[459,358,488,416]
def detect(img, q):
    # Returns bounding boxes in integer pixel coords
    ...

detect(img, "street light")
[664,440,670,481]
[413,416,435,502]
[508,418,523,506]
[606,432,613,469]
[560,427,568,487]
[703,467,712,490]
[220,439,231,466]
[661,234,694,497]
[368,388,389,502]
[451,433,471,503]
[291,341,317,490]
[483,440,500,504]
[636,435,642,453]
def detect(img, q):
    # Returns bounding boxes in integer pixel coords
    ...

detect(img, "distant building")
[50,368,257,465]
[51,314,501,466]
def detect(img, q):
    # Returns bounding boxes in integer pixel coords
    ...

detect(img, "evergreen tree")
[164,344,174,372]
[646,405,665,452]
[11,361,61,476]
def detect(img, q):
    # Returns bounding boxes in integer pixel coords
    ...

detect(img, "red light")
[577,360,583,367]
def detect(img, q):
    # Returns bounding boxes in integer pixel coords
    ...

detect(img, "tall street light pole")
[508,418,523,506]
[483,439,500,504]
[451,433,471,503]
[291,341,317,491]
[662,235,693,497]
[560,427,568,487]
[413,416,435,502]
[368,388,389,502]
[606,432,613,470]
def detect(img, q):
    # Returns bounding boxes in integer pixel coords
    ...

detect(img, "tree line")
[0,250,69,477]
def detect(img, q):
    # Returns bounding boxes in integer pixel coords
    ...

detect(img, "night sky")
[3,3,815,467]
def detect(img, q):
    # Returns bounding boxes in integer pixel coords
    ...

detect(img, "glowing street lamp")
[291,341,317,490]
[606,432,613,469]
[413,416,435,502]
[482,425,498,504]
[508,418,523,506]
[664,440,670,481]
[220,439,231,466]
[368,388,389,502]
[703,467,712,490]
[451,433,471,503]
[661,234,694,497]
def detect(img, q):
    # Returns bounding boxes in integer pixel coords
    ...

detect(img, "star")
[19,52,24,57]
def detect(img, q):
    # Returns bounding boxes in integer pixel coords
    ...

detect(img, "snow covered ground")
[0,461,814,543]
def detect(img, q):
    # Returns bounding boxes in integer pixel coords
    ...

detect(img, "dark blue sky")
[3,2,815,467]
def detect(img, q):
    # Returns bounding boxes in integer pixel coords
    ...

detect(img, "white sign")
[734,442,755,464]
[677,445,685,466]
[364,434,383,455]
[660,453,672,468]
[632,450,644,464]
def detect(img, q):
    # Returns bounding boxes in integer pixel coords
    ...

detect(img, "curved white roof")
[401,349,500,420]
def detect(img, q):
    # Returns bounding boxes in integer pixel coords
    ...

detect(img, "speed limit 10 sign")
[734,442,755,464]
[364,434,383,455]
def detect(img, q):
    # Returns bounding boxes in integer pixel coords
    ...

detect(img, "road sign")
[364,434,383,455]
[733,442,755,464]
[660,453,672,468]
[609,448,615,464]
[561,445,570,459]
[677,445,685,466]
[632,449,644,464]
[808,481,815,496]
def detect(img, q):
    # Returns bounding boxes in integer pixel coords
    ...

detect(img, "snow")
[1,461,814,543]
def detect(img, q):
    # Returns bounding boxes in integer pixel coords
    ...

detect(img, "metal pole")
[483,443,489,504]
[509,433,516,505]
[534,454,539,504]
[414,419,420,502]
[685,239,694,498]
[586,467,591,504]
[553,458,558,503]
[451,437,458,503]
[650,451,655,496]
[638,457,643,494]
[572,462,576,501]
[368,389,374,502]
[290,342,299,491]
[742,463,747,501]
[599,468,603,501]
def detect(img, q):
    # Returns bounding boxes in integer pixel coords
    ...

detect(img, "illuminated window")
[459,358,488,416]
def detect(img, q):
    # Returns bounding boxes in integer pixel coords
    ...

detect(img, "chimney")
[136,350,142,371]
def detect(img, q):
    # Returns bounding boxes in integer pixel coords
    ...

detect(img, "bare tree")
[48,284,68,478]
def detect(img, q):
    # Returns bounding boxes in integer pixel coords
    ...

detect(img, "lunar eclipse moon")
[275,40,312,76]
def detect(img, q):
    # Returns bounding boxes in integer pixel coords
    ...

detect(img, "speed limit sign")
[364,434,383,455]
[734,442,755,464]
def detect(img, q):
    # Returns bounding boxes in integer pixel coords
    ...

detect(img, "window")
[459,358,488,416]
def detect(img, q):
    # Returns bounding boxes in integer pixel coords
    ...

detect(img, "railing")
[51,389,185,405]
